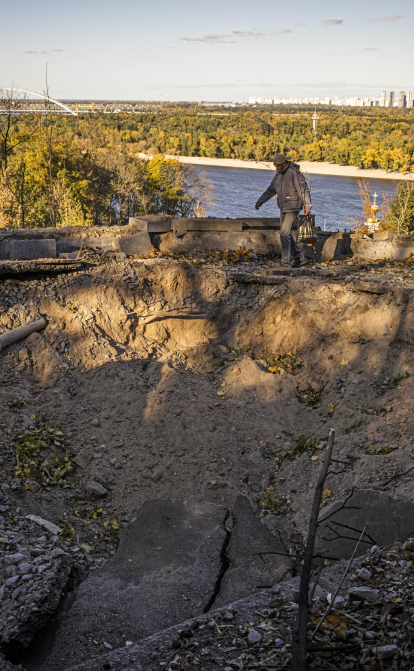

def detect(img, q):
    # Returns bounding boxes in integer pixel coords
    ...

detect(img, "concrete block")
[373,231,394,241]
[56,239,83,254]
[173,218,243,235]
[129,217,171,233]
[40,499,228,669]
[239,217,280,229]
[0,241,10,260]
[118,232,152,256]
[316,489,414,562]
[9,239,56,260]
[215,496,291,606]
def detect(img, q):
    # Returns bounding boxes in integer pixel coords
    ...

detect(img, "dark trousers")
[280,211,302,265]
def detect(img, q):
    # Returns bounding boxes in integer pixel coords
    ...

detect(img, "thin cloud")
[323,18,344,25]
[363,47,380,51]
[231,28,293,37]
[368,15,403,22]
[181,27,293,43]
[180,34,234,43]
[24,50,38,54]
[51,48,64,52]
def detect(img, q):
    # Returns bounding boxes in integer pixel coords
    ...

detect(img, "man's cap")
[273,153,291,165]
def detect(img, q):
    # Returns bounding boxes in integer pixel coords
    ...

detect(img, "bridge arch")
[0,87,76,115]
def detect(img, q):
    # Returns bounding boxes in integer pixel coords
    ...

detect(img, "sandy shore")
[137,153,411,181]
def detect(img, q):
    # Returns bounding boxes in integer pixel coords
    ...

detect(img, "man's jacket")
[257,162,311,213]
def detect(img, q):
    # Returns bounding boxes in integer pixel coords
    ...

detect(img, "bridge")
[0,88,160,115]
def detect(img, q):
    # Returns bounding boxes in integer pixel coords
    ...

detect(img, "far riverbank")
[137,153,410,181]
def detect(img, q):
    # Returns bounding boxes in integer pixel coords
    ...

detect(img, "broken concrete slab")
[56,238,116,254]
[315,489,414,562]
[34,500,228,670]
[9,240,57,261]
[215,495,291,606]
[117,232,152,256]
[172,218,244,236]
[129,216,171,233]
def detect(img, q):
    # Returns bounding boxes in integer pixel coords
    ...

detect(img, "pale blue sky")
[1,0,412,101]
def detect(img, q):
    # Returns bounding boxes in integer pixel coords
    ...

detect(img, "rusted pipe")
[0,318,48,353]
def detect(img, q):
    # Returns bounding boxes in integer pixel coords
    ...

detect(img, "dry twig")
[291,428,335,671]
[308,522,368,645]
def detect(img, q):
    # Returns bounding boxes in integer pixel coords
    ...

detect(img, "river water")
[195,165,399,232]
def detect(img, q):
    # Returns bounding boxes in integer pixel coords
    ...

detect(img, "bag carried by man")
[297,214,318,245]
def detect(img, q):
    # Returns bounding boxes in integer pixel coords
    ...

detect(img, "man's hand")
[255,201,261,210]
[304,208,311,215]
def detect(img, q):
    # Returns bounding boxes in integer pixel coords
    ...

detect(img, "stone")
[315,489,414,562]
[103,641,113,650]
[58,252,79,260]
[275,638,284,646]
[118,232,152,257]
[223,611,234,620]
[51,548,66,558]
[91,418,100,427]
[17,563,32,574]
[25,515,62,536]
[328,595,345,609]
[372,645,398,659]
[215,495,291,607]
[357,568,372,580]
[40,499,228,669]
[85,481,108,498]
[74,453,92,469]
[247,628,262,645]
[5,554,26,565]
[349,586,379,603]
[9,239,57,261]
[5,576,20,586]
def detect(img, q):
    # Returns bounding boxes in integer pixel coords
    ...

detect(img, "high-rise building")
[408,91,413,108]
[380,91,387,107]
[389,91,395,107]
[398,91,406,108]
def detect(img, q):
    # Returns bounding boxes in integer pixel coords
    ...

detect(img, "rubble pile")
[0,492,88,655]
[153,540,414,671]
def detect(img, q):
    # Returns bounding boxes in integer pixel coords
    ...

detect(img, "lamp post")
[312,111,319,136]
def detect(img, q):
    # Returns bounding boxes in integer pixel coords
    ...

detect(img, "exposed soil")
[1,253,414,667]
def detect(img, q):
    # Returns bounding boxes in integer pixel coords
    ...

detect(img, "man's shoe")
[292,258,307,268]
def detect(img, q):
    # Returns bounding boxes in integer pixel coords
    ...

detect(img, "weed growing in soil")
[367,443,399,455]
[13,424,77,488]
[281,435,318,461]
[297,388,322,408]
[267,351,303,375]
[259,486,288,516]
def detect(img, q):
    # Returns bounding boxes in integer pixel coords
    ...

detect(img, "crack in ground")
[203,511,233,613]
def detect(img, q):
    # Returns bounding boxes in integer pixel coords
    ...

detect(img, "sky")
[1,0,413,102]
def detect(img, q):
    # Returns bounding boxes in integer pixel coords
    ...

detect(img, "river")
[195,165,399,232]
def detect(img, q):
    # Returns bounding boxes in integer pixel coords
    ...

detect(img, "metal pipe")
[0,318,48,353]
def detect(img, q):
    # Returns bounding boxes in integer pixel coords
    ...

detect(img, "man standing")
[255,154,311,268]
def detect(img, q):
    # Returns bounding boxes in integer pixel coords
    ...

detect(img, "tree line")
[0,90,212,228]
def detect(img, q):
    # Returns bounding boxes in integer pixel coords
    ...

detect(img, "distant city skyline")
[247,90,414,107]
[0,0,412,100]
